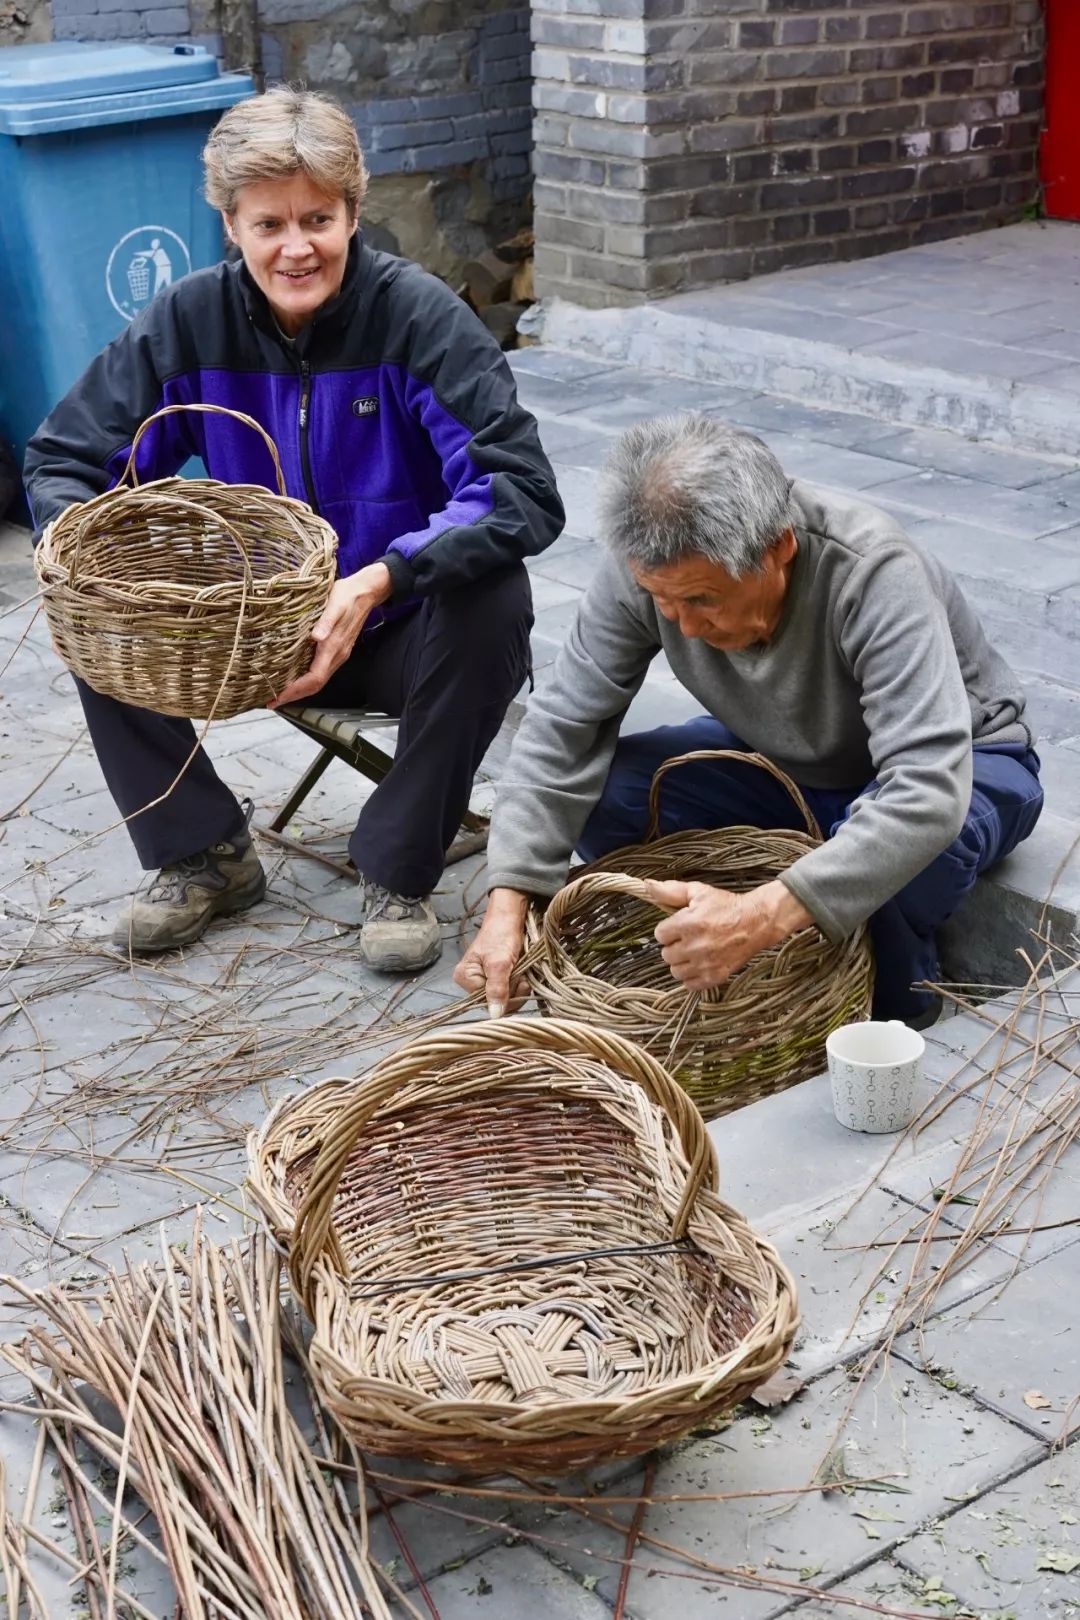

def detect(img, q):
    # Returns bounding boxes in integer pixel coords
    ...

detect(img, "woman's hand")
[454,888,530,1018]
[269,562,392,708]
[644,877,814,990]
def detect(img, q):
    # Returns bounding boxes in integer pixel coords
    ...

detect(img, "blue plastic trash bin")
[0,42,254,468]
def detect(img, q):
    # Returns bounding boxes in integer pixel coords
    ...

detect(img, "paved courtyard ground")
[2,226,1080,1617]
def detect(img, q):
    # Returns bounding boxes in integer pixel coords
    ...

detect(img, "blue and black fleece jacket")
[23,236,565,619]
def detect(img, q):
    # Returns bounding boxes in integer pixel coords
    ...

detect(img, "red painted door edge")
[1042,0,1080,221]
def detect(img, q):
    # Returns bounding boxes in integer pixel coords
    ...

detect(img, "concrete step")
[536,292,1080,462]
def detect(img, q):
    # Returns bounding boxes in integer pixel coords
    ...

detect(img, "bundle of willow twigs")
[526,749,873,1119]
[1,1455,49,1620]
[0,1225,401,1620]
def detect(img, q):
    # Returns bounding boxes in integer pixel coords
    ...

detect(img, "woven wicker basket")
[247,1016,798,1473]
[35,403,337,720]
[525,749,874,1121]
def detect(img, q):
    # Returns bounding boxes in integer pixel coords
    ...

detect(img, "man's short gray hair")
[600,415,794,577]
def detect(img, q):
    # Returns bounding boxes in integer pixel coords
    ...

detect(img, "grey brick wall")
[50,0,191,44]
[533,0,1045,307]
[350,10,532,207]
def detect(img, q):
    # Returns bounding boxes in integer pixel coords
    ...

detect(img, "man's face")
[630,530,797,651]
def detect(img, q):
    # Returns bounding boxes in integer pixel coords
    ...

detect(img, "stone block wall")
[1,0,51,43]
[533,0,1046,306]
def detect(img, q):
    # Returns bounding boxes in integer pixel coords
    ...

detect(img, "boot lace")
[365,884,426,924]
[147,852,210,904]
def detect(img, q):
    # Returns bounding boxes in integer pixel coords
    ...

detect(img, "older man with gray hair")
[456,416,1044,1027]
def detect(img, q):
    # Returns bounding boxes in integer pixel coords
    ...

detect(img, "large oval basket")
[35,404,338,719]
[247,1017,798,1474]
[525,750,874,1120]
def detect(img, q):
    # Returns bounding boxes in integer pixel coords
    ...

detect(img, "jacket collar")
[237,232,366,349]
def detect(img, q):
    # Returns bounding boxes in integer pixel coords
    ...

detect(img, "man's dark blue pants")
[576,716,1044,1022]
[73,565,533,900]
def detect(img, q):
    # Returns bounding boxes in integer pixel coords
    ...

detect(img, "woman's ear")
[222,211,236,244]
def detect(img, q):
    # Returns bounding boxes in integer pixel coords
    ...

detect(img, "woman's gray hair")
[600,415,794,577]
[204,85,368,219]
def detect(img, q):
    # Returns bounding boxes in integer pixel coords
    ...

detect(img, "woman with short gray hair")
[26,86,563,973]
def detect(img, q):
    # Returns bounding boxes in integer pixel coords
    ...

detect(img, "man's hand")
[645,877,814,991]
[269,562,393,708]
[454,887,530,1018]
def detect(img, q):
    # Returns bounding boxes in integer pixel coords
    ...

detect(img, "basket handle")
[287,1015,718,1311]
[115,403,288,496]
[646,749,821,842]
[540,870,674,957]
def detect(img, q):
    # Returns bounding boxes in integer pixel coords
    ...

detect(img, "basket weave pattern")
[35,404,337,720]
[247,1017,798,1473]
[526,750,874,1121]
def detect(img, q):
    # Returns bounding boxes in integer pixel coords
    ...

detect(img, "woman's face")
[225,172,357,337]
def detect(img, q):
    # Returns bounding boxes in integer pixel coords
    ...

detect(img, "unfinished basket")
[35,403,337,719]
[247,1016,798,1474]
[525,749,874,1121]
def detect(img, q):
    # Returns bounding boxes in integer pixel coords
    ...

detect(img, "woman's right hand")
[454,887,530,1018]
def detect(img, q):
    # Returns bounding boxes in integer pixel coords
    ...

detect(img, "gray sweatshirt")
[487,481,1031,941]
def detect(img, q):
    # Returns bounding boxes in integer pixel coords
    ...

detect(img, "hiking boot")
[359,884,441,973]
[112,802,266,953]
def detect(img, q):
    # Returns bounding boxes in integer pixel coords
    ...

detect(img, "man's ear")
[222,211,236,244]
[773,525,798,566]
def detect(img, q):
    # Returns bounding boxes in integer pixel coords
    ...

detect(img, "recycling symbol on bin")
[105,225,192,322]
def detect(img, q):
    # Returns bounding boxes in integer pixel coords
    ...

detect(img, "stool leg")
[269,747,335,832]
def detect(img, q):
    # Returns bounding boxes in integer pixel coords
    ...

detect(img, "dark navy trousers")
[576,716,1044,1022]
[75,564,533,898]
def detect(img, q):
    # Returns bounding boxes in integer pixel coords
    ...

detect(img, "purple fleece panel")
[307,366,496,574]
[391,372,496,559]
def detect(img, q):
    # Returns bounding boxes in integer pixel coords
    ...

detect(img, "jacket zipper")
[298,359,318,511]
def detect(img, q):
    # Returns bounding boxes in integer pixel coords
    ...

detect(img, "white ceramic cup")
[826,1020,926,1133]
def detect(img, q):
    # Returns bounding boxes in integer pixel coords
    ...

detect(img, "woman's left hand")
[269,562,393,708]
[644,877,815,990]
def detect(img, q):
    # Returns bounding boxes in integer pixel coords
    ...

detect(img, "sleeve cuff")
[779,867,848,945]
[485,868,567,901]
[380,549,417,602]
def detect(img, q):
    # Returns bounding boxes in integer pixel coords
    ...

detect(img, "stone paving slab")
[894,1449,1080,1620]
[848,425,1076,491]
[406,1544,614,1619]
[869,330,1070,386]
[871,470,1080,542]
[706,1069,982,1233]
[761,1186,1014,1385]
[537,224,1080,458]
[893,1242,1080,1447]
[522,1362,1044,1620]
[779,1558,949,1619]
[883,1132,1080,1271]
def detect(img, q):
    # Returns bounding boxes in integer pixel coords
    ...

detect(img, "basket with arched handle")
[34,403,337,719]
[525,749,874,1120]
[246,1015,799,1472]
